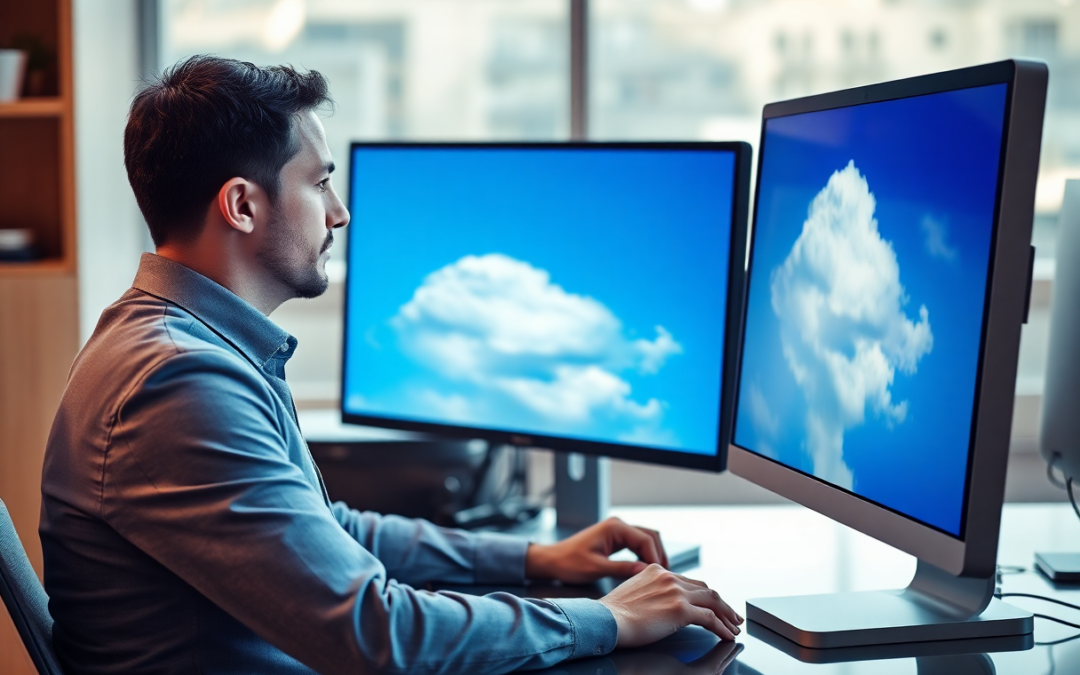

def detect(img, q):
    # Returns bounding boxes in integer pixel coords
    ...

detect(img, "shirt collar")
[131,253,297,369]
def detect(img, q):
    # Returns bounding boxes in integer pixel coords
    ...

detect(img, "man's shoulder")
[95,288,244,362]
[44,289,276,513]
[70,289,259,407]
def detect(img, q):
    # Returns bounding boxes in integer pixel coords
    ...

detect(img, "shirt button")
[594,645,604,654]
[279,343,290,353]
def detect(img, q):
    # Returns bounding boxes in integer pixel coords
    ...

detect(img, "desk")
[523,503,1080,674]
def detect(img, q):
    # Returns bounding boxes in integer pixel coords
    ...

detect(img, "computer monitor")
[341,142,751,547]
[729,60,1047,647]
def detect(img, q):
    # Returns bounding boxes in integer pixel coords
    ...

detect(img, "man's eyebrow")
[325,161,336,175]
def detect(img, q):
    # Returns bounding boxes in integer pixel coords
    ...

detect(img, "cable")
[1069,477,1080,522]
[1038,632,1080,647]
[999,592,1080,613]
[1034,612,1080,632]
[996,597,1080,646]
[996,592,1080,646]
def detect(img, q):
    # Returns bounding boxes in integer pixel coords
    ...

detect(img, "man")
[40,56,741,675]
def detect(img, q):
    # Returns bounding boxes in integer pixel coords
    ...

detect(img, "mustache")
[320,231,334,253]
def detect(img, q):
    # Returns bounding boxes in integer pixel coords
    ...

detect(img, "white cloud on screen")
[635,326,683,374]
[921,215,958,261]
[747,383,779,436]
[393,254,681,437]
[745,382,779,458]
[770,161,933,489]
[417,390,473,423]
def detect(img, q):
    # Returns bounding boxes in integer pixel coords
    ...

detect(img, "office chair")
[0,498,64,675]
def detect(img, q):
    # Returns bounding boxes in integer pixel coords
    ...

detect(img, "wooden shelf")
[0,97,65,118]
[0,259,72,276]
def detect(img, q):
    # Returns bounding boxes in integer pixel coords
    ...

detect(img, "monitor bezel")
[340,141,753,472]
[728,60,1047,577]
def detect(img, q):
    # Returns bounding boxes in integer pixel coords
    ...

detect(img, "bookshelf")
[0,1,79,673]
[0,0,75,273]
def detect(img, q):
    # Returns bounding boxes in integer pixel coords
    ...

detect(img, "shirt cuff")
[549,598,618,660]
[471,531,529,585]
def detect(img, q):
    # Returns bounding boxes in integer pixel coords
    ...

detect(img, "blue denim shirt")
[40,253,616,675]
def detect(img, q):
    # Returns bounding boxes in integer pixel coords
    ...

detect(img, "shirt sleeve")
[103,349,617,675]
[329,503,531,587]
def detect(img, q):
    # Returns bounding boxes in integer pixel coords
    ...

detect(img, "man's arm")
[328,502,677,587]
[104,349,616,675]
[329,503,532,587]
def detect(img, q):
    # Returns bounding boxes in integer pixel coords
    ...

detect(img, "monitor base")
[748,561,1033,649]
[749,593,1032,649]
[747,620,1031,665]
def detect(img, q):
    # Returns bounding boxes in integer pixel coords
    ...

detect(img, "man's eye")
[317,178,330,192]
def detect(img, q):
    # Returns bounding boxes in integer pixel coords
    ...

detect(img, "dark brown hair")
[124,55,331,246]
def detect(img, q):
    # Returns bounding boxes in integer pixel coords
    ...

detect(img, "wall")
[74,0,147,343]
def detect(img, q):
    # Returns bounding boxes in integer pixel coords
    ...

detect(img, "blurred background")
[75,0,1079,505]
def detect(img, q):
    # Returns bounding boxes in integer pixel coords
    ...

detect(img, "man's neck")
[155,245,287,316]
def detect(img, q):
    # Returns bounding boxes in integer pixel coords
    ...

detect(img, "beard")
[256,211,332,300]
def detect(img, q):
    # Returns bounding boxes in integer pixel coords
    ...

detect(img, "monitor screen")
[733,84,1009,537]
[342,143,746,467]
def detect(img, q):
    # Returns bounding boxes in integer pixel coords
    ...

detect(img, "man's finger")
[640,527,669,569]
[691,606,736,641]
[690,586,742,628]
[606,519,662,565]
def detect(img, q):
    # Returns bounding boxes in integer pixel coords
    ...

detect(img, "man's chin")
[288,261,330,299]
[293,272,329,299]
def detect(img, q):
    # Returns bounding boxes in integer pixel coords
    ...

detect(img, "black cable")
[999,592,1080,613]
[997,594,1080,646]
[1069,477,1080,522]
[1037,632,1080,647]
[1028,613,1080,635]
[1028,609,1080,648]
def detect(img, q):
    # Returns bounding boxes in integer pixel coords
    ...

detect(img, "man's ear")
[216,177,267,234]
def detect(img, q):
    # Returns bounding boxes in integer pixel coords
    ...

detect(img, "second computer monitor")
[342,142,751,472]
[731,60,1047,580]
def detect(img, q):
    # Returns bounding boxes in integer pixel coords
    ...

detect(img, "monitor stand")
[747,559,1033,648]
[505,452,700,573]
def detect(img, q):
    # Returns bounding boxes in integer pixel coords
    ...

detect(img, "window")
[159,0,1077,415]
[589,0,1080,444]
[160,0,568,402]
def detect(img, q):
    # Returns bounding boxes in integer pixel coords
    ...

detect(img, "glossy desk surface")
[523,504,1080,675]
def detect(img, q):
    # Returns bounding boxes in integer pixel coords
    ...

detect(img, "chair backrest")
[0,498,64,675]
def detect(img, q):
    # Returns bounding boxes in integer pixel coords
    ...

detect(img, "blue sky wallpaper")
[734,84,1008,535]
[344,147,736,455]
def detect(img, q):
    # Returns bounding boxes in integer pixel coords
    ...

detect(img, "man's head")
[124,56,349,307]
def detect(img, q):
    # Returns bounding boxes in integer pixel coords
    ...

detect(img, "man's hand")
[525,517,669,583]
[599,564,743,648]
